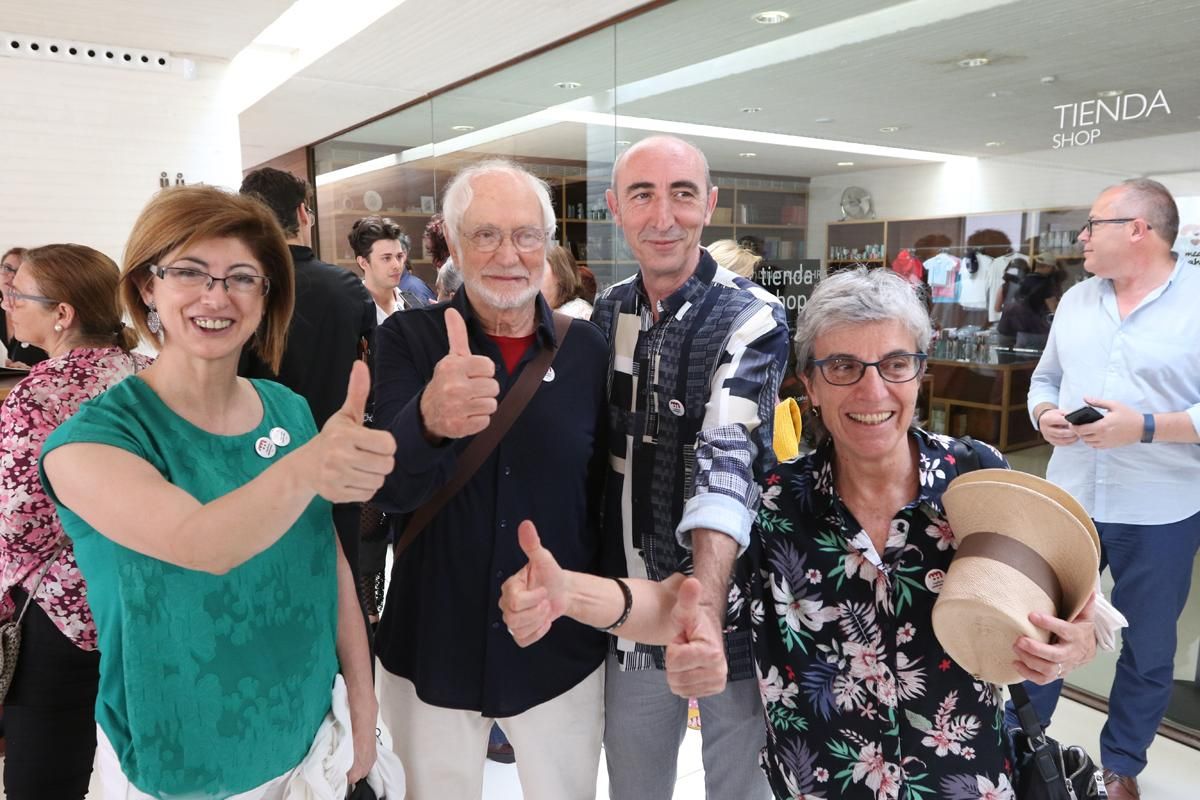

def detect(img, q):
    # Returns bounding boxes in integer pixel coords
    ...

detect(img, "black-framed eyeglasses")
[1,287,59,306]
[465,225,549,253]
[148,264,271,296]
[811,353,928,386]
[0,262,18,277]
[1079,218,1149,237]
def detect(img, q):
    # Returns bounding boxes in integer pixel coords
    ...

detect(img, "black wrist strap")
[596,577,633,632]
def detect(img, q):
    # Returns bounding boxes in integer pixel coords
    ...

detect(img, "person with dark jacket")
[997,272,1055,349]
[239,167,377,618]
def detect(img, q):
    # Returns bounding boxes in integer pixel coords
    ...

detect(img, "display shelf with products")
[926,356,1042,451]
[826,219,887,270]
[710,180,808,273]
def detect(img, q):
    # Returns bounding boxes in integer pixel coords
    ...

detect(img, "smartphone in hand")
[1065,405,1104,425]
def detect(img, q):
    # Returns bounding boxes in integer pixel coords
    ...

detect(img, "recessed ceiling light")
[554,81,582,89]
[958,56,990,68]
[984,141,1005,147]
[450,125,475,132]
[752,10,790,24]
[741,106,763,114]
[1096,89,1123,98]
[836,161,855,166]
[615,140,631,146]
[988,90,1012,98]
[879,125,901,133]
[738,152,758,158]
[814,117,835,123]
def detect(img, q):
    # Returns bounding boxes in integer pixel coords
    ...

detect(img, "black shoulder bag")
[948,437,1107,800]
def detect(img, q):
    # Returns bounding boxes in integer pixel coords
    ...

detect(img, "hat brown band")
[953,531,1063,613]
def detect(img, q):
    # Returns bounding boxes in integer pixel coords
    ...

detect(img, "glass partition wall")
[312,0,1200,743]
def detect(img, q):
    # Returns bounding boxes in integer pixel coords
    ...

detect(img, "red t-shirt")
[487,334,535,375]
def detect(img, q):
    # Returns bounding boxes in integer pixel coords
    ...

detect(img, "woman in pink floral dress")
[0,244,149,799]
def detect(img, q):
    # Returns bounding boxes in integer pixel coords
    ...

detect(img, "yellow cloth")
[773,397,803,462]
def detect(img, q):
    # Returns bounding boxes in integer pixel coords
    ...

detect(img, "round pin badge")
[668,399,686,417]
[925,568,946,593]
[269,427,291,447]
[254,437,277,459]
[543,367,555,383]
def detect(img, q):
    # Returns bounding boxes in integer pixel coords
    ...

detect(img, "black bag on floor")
[1010,683,1107,799]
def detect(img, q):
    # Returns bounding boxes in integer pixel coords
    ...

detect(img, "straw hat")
[931,469,1100,685]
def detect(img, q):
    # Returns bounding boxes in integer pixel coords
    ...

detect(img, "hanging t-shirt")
[890,250,925,285]
[924,253,960,303]
[958,252,991,310]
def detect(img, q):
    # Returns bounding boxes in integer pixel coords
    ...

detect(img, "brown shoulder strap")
[394,312,572,558]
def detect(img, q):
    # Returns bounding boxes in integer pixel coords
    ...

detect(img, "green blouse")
[42,376,339,798]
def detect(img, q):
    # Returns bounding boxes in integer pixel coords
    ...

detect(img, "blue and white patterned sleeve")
[677,300,789,552]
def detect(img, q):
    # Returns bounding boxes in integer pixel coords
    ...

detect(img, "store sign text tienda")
[1051,90,1171,149]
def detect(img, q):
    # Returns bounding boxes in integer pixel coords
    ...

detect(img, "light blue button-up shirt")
[1028,260,1200,525]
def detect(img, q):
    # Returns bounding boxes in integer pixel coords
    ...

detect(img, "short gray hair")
[610,135,713,193]
[436,258,462,296]
[794,267,932,373]
[441,159,557,250]
[1111,177,1179,246]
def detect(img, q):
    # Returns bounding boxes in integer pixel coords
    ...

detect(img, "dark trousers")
[1006,508,1200,777]
[3,588,100,800]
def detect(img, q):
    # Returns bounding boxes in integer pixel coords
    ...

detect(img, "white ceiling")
[10,0,1197,180]
[237,0,651,167]
[311,0,1200,179]
[3,0,293,59]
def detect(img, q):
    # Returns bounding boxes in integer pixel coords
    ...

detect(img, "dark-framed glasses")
[465,226,549,253]
[1079,218,1149,237]
[1,287,59,306]
[811,353,927,386]
[148,264,271,296]
[0,262,18,277]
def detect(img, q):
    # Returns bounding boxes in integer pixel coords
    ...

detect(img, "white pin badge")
[543,367,556,383]
[668,398,686,417]
[254,437,277,459]
[269,427,291,447]
[925,568,946,593]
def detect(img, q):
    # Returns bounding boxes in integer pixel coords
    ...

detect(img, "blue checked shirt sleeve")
[677,301,789,552]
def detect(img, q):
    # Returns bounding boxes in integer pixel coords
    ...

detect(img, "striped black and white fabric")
[592,249,789,676]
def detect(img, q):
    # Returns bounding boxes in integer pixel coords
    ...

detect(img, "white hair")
[794,267,932,372]
[441,159,557,250]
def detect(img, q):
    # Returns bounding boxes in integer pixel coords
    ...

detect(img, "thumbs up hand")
[664,577,728,698]
[420,307,501,440]
[500,521,568,647]
[308,361,397,503]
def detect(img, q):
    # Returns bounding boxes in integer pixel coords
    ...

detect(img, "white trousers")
[377,661,604,800]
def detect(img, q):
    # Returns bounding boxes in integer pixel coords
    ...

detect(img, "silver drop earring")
[147,303,162,334]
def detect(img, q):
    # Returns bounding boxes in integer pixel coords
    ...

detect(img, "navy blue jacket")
[370,288,608,715]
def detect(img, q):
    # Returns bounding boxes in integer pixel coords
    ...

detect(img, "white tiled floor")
[478,698,1200,800]
[0,697,1192,797]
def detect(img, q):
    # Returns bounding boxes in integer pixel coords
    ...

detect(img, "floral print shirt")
[745,429,1016,800]
[0,346,150,649]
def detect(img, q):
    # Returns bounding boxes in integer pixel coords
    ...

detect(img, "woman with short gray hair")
[499,266,1098,798]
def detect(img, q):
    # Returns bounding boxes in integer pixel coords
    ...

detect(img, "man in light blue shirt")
[1022,178,1200,800]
